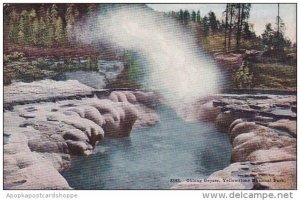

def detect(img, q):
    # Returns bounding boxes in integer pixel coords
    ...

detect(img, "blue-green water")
[62,105,231,189]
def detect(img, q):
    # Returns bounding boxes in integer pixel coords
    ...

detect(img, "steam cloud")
[75,6,222,106]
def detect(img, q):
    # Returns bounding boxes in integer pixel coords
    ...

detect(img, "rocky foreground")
[173,93,296,189]
[4,79,297,190]
[4,80,159,189]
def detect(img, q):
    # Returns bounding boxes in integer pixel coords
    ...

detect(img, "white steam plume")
[75,6,222,106]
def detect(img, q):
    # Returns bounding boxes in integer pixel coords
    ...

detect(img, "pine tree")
[183,10,190,25]
[66,4,75,42]
[262,23,274,51]
[224,4,229,52]
[45,8,54,47]
[18,11,26,44]
[208,11,218,33]
[179,9,184,23]
[17,30,25,45]
[274,13,286,51]
[47,26,55,47]
[168,11,176,18]
[29,8,37,19]
[8,9,20,43]
[191,11,196,22]
[55,16,65,45]
[202,16,209,36]
[66,4,74,23]
[236,4,251,50]
[50,4,59,46]
[28,9,38,44]
[32,18,39,45]
[50,4,59,22]
[196,10,201,23]
[38,4,46,18]
[19,10,30,44]
[39,16,46,46]
[228,4,235,51]
[37,4,46,46]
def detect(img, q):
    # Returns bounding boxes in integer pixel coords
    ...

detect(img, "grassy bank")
[199,33,296,91]
[252,63,296,90]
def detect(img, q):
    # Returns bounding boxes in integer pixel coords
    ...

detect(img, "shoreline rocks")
[4,80,296,190]
[4,80,159,189]
[172,93,296,190]
[4,80,95,106]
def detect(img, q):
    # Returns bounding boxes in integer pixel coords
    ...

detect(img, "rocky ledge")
[4,80,159,189]
[172,94,296,189]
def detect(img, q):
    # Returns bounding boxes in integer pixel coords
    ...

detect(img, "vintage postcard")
[2,2,297,193]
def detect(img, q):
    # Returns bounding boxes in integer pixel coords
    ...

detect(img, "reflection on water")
[62,105,231,189]
[271,107,295,116]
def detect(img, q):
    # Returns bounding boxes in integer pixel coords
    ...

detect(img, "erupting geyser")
[75,5,222,106]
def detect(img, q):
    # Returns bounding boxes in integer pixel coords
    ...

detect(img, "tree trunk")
[240,4,245,31]
[224,4,229,52]
[228,4,234,51]
[277,3,280,51]
[236,4,241,51]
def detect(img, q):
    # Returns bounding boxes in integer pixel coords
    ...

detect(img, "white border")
[0,1,299,199]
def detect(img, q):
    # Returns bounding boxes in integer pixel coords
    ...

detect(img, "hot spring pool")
[62,105,231,189]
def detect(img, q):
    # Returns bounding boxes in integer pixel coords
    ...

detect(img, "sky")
[147,4,296,43]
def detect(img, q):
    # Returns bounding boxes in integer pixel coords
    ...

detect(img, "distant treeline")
[4,4,100,47]
[168,7,254,37]
[4,3,294,52]
[167,4,255,49]
[4,4,149,47]
[167,3,293,52]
